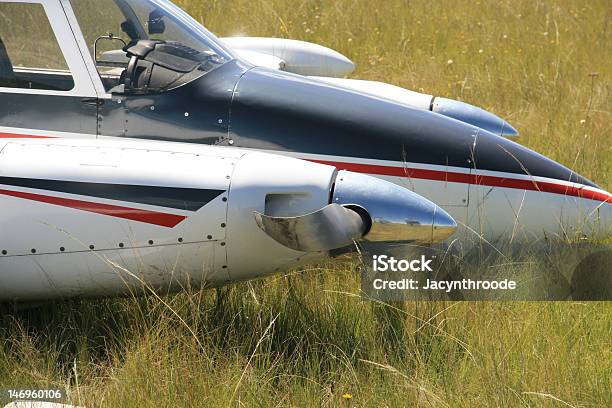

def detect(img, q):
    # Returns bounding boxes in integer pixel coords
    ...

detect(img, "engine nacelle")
[0,139,455,300]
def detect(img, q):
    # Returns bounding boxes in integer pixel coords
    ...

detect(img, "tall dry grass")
[1,267,610,407]
[1,0,611,407]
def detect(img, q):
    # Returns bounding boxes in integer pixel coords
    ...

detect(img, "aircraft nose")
[432,97,519,137]
[332,170,457,244]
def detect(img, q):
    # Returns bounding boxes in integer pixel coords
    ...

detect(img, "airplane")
[0,0,610,302]
[0,136,457,301]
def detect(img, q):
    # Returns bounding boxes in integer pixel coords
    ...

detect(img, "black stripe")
[0,177,224,211]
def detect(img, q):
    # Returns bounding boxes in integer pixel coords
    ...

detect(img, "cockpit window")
[0,3,75,91]
[70,0,232,92]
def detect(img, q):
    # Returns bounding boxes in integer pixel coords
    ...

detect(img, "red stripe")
[0,188,186,227]
[310,159,612,203]
[0,132,54,139]
[2,131,609,203]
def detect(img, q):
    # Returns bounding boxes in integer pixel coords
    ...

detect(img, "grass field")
[1,0,611,407]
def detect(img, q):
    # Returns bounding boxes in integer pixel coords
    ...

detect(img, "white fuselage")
[0,138,337,300]
[0,130,609,302]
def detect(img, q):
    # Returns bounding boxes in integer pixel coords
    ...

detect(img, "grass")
[1,0,611,407]
[1,269,610,407]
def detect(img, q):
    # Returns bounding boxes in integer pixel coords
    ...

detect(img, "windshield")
[70,0,234,91]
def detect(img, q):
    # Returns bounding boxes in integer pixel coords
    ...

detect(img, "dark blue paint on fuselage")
[231,68,474,168]
[0,92,97,134]
[0,59,597,188]
[98,60,250,143]
[229,67,596,187]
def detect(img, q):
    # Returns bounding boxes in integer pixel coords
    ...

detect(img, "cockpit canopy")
[70,0,235,92]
